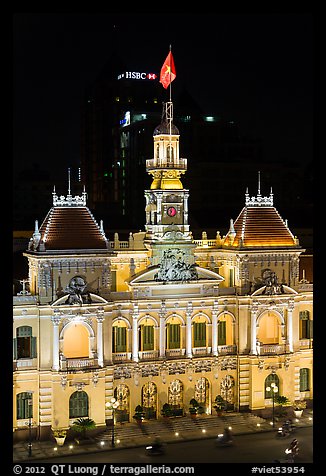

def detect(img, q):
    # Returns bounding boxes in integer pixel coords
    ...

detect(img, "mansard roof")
[27,188,109,252]
[223,187,299,249]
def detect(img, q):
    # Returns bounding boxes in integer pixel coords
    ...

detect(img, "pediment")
[251,285,298,296]
[127,265,224,286]
[51,292,108,306]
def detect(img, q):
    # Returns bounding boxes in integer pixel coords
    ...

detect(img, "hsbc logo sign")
[117,72,157,80]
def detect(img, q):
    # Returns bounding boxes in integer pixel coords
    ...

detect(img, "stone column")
[287,300,294,353]
[212,308,218,356]
[132,305,139,362]
[51,316,61,371]
[96,311,104,367]
[159,300,166,358]
[186,303,193,358]
[250,302,259,355]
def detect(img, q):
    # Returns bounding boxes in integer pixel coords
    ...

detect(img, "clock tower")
[144,101,196,270]
[145,101,191,241]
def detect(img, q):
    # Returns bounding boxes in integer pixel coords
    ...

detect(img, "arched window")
[69,391,89,418]
[114,384,130,423]
[156,144,160,159]
[142,382,157,419]
[264,374,280,399]
[299,311,313,339]
[193,321,206,348]
[63,324,89,358]
[17,392,33,420]
[300,368,310,392]
[167,145,174,161]
[14,326,37,359]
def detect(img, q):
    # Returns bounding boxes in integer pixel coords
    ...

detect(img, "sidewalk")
[13,410,313,462]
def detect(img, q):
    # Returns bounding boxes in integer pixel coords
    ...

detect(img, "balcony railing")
[60,358,99,371]
[139,350,159,360]
[13,359,35,371]
[217,344,237,355]
[146,158,187,170]
[259,344,286,355]
[192,346,212,356]
[299,339,313,349]
[165,348,186,358]
[112,352,132,363]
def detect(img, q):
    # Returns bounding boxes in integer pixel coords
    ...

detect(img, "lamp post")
[105,397,119,447]
[266,382,278,428]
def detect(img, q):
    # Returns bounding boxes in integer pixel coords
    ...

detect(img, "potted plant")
[292,400,306,418]
[189,398,199,418]
[161,403,173,419]
[213,395,226,416]
[133,405,145,426]
[51,428,68,446]
[275,395,290,418]
[70,417,96,445]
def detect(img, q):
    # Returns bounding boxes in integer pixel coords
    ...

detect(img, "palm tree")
[71,417,96,441]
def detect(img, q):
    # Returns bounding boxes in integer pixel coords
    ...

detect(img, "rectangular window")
[300,368,310,391]
[299,311,312,339]
[229,269,234,287]
[112,327,127,353]
[218,321,226,345]
[193,322,206,347]
[17,393,33,420]
[168,324,180,349]
[142,325,154,351]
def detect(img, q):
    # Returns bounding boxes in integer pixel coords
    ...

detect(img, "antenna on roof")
[258,171,261,195]
[68,168,71,195]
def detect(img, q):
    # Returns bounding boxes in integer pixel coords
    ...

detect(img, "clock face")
[167,206,177,217]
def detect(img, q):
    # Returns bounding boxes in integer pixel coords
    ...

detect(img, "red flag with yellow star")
[160,51,176,89]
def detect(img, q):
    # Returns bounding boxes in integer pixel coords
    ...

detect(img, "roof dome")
[153,121,179,136]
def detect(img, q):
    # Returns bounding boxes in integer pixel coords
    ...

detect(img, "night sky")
[13,13,314,182]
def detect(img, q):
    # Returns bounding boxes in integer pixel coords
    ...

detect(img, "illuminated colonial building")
[13,102,313,441]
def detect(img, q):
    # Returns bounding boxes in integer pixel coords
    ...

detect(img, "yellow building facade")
[13,102,313,441]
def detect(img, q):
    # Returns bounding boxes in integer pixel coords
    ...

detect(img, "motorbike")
[276,419,295,438]
[285,438,299,462]
[145,441,166,456]
[215,431,234,447]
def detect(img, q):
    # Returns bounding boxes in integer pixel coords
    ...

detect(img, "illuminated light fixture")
[202,429,206,433]
[175,432,179,436]
[69,445,74,449]
[116,439,120,444]
[100,441,105,446]
[256,423,260,427]
[53,447,58,451]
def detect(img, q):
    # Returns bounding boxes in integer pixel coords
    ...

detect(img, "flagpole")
[169,44,172,160]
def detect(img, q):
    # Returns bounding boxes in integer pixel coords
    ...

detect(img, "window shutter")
[218,321,226,345]
[308,320,313,339]
[31,337,37,358]
[13,338,17,360]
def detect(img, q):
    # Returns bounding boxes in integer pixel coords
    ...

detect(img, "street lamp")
[105,397,119,447]
[266,382,278,428]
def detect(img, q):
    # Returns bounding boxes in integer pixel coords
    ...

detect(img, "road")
[32,427,313,464]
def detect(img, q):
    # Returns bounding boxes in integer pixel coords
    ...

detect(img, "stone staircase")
[94,412,273,446]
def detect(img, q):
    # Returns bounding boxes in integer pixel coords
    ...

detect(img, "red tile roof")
[223,206,298,248]
[38,207,108,250]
